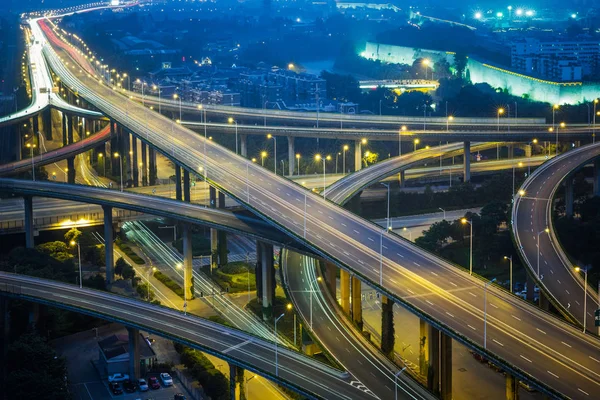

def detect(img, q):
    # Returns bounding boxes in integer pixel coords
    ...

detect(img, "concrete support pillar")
[538,291,550,311]
[524,144,532,158]
[0,296,10,385]
[23,196,34,249]
[218,231,228,266]
[229,364,244,400]
[506,374,520,400]
[62,112,68,147]
[354,140,362,171]
[127,327,141,380]
[141,143,147,186]
[67,114,74,144]
[255,241,263,300]
[210,228,218,271]
[260,242,275,321]
[103,205,114,286]
[340,269,350,314]
[323,261,336,296]
[381,295,395,359]
[43,108,52,140]
[240,134,247,158]
[209,186,217,208]
[131,136,139,187]
[440,333,452,400]
[507,144,514,159]
[526,273,535,302]
[594,159,600,197]
[175,166,182,201]
[67,157,75,184]
[399,170,405,188]
[427,325,440,394]
[183,170,191,202]
[351,276,362,329]
[288,136,295,176]
[28,303,39,330]
[218,191,226,208]
[110,121,118,173]
[565,176,574,218]
[148,147,157,186]
[463,141,471,182]
[32,115,39,143]
[182,225,193,301]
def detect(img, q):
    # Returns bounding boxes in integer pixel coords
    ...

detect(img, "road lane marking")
[431,271,438,276]
[489,303,498,309]
[512,315,521,321]
[396,253,404,258]
[547,371,559,379]
[561,341,572,348]
[536,328,546,335]
[492,339,504,347]
[353,230,360,234]
[578,388,589,396]
[425,300,434,306]
[413,262,421,267]
[407,289,415,295]
[368,237,374,242]
[520,355,532,363]
[449,281,458,287]
[223,339,252,354]
[467,324,476,331]
[589,356,600,363]
[468,292,476,297]
[446,312,454,318]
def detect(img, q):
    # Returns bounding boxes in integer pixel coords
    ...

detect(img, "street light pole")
[342,145,348,174]
[394,367,407,400]
[114,152,123,191]
[461,218,473,275]
[503,256,513,293]
[296,154,301,176]
[574,266,588,333]
[315,154,330,199]
[70,240,82,288]
[274,313,285,376]
[484,278,497,349]
[268,134,276,174]
[381,183,391,230]
[439,207,446,220]
[399,126,406,156]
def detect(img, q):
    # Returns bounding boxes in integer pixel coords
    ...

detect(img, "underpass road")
[37,16,600,399]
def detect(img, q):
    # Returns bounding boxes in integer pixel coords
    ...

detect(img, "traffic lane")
[285,251,431,400]
[1,273,364,400]
[45,36,600,396]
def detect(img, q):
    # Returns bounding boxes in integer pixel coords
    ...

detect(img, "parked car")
[160,372,173,386]
[108,382,123,395]
[148,376,161,390]
[123,380,137,393]
[138,378,149,392]
[174,394,186,400]
[108,373,129,383]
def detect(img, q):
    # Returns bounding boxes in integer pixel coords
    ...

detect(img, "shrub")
[153,271,184,298]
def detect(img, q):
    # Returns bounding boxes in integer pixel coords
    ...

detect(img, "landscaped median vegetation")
[208,262,256,293]
[153,270,185,299]
[173,342,229,400]
[115,236,145,265]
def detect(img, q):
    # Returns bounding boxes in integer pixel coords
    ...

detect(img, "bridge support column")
[399,170,405,188]
[229,364,244,400]
[131,136,139,187]
[381,295,395,359]
[507,144,514,159]
[323,261,337,296]
[32,115,39,144]
[351,276,362,329]
[28,303,39,330]
[288,136,295,176]
[240,134,247,158]
[260,242,275,321]
[354,140,362,171]
[67,114,74,144]
[110,121,118,174]
[217,191,228,265]
[565,176,574,218]
[182,225,193,301]
[538,291,550,311]
[23,196,34,249]
[183,170,191,202]
[210,228,218,272]
[463,141,471,182]
[67,157,75,184]
[141,143,147,186]
[209,186,217,208]
[440,332,452,400]
[594,159,600,197]
[340,269,350,314]
[103,205,114,286]
[175,166,182,201]
[43,108,52,140]
[0,296,10,385]
[148,147,157,186]
[526,274,535,302]
[127,327,141,380]
[506,374,519,400]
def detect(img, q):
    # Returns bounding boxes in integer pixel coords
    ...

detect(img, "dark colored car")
[174,394,186,400]
[122,379,137,393]
[148,376,161,390]
[108,382,123,395]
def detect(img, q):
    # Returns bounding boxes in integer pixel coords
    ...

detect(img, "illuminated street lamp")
[176,262,188,315]
[260,151,267,167]
[512,161,523,198]
[556,122,565,156]
[399,126,407,156]
[70,240,82,288]
[402,227,412,240]
[446,116,453,132]
[173,93,182,122]
[314,154,331,199]
[593,99,599,143]
[341,145,349,174]
[295,153,301,175]
[26,143,36,181]
[574,266,588,333]
[552,104,559,131]
[152,84,161,113]
[113,152,123,191]
[503,256,513,293]
[267,133,276,174]
[98,153,105,176]
[497,108,505,132]
[422,59,431,80]
[413,138,420,152]
[461,218,473,275]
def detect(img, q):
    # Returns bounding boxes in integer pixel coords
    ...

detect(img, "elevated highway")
[513,143,600,329]
[0,272,366,400]
[38,15,600,399]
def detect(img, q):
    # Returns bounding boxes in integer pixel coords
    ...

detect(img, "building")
[98,333,156,377]
[511,38,599,81]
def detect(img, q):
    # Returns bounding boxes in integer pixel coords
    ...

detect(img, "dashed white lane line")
[425,300,434,306]
[589,356,600,363]
[547,370,559,379]
[561,341,572,348]
[449,281,458,287]
[413,262,421,267]
[520,355,532,363]
[492,339,504,347]
[536,328,546,335]
[512,315,521,321]
[446,312,454,318]
[467,324,476,331]
[396,253,405,258]
[578,388,589,396]
[489,303,498,309]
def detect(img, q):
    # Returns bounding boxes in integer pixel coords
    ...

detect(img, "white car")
[138,378,149,392]
[108,373,129,383]
[160,372,173,386]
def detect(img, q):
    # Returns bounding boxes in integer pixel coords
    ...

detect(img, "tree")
[64,228,82,244]
[35,241,73,263]
[121,263,135,281]
[6,333,69,400]
[454,53,468,79]
[115,257,128,277]
[363,151,378,167]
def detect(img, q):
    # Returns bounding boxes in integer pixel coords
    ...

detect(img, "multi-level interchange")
[1,3,599,400]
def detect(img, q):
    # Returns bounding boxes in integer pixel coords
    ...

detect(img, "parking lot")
[70,376,187,400]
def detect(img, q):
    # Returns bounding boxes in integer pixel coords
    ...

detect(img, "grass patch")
[153,270,184,299]
[199,262,256,293]
[115,237,145,265]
